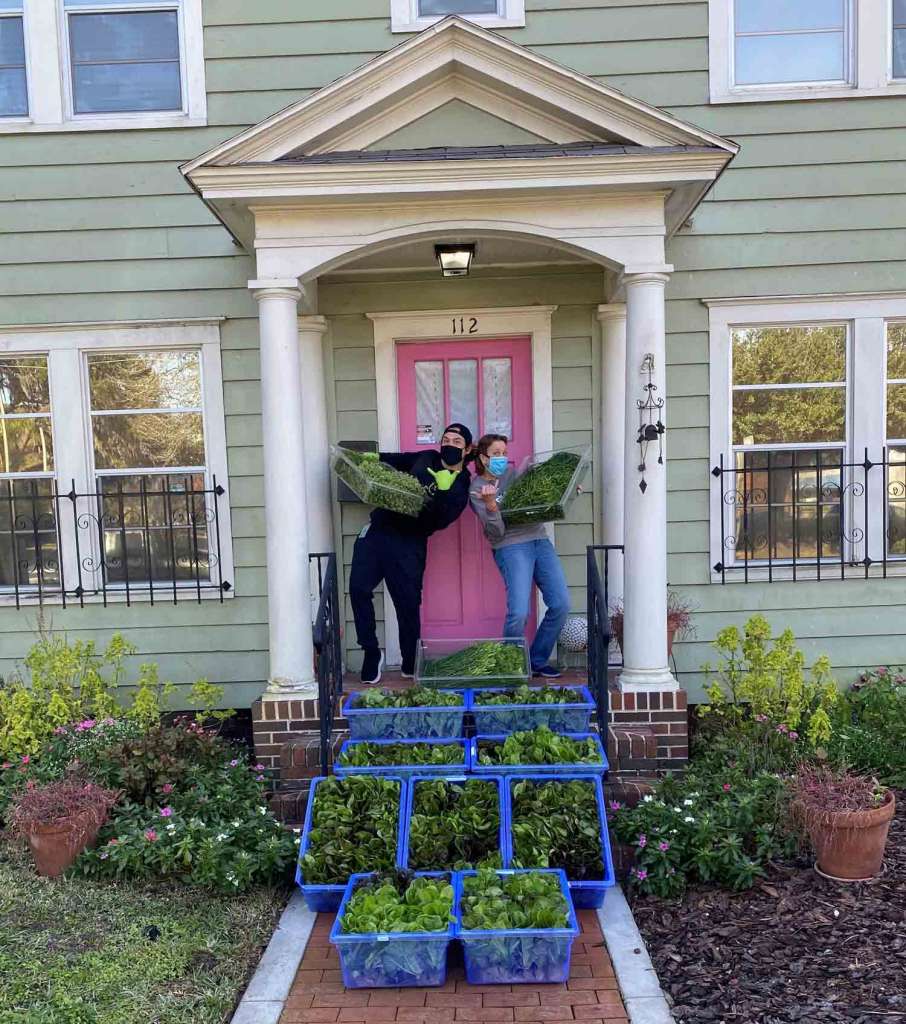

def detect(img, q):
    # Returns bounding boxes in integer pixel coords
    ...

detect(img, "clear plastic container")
[334,737,468,778]
[470,685,595,734]
[330,871,455,988]
[456,869,579,985]
[342,688,468,740]
[506,773,616,910]
[471,731,608,776]
[414,637,530,690]
[295,775,406,912]
[401,774,508,871]
[499,444,592,526]
[330,444,427,518]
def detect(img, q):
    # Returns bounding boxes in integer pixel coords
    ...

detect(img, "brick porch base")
[280,907,627,1023]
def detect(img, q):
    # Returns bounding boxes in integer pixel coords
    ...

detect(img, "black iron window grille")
[712,447,906,581]
[0,474,231,607]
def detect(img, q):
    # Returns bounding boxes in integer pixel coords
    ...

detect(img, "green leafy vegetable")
[460,869,570,931]
[299,776,401,885]
[500,451,582,526]
[407,778,503,871]
[420,641,527,686]
[352,687,463,710]
[473,685,584,706]
[510,778,605,880]
[333,448,426,517]
[340,871,454,934]
[477,725,603,766]
[338,740,464,768]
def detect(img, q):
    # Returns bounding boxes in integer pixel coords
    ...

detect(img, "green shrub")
[610,769,795,898]
[828,668,906,786]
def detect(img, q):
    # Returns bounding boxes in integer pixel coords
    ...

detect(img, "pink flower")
[21,755,30,765]
[633,868,648,881]
[877,667,888,676]
[788,731,799,741]
[161,784,174,794]
[776,723,789,734]
[256,774,265,781]
[1,762,11,770]
[53,726,68,735]
[658,841,670,852]
[107,838,119,846]
[637,834,647,848]
[144,829,158,842]
[229,759,239,767]
[609,800,622,811]
[102,717,116,726]
[159,807,173,818]
[722,783,732,792]
[254,764,266,771]
[76,719,96,732]
[754,714,768,723]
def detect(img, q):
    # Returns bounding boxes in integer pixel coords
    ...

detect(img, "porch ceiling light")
[435,243,476,278]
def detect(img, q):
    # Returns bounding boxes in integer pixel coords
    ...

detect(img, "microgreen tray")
[455,869,579,985]
[342,689,469,740]
[470,685,595,735]
[415,637,530,689]
[330,444,428,518]
[334,738,469,778]
[470,731,608,776]
[295,775,407,912]
[331,871,456,989]
[499,444,591,527]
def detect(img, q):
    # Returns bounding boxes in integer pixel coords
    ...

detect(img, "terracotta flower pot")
[26,812,105,878]
[796,790,896,881]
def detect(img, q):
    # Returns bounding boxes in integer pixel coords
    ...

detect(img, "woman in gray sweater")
[469,433,570,678]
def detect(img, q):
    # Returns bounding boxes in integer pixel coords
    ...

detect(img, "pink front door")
[397,336,534,640]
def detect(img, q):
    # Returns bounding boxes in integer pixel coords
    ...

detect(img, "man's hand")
[426,467,457,491]
[480,483,499,511]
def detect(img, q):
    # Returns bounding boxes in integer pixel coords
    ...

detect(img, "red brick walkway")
[281,908,628,1024]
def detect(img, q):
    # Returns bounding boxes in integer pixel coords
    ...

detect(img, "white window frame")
[0,320,233,604]
[0,0,205,133]
[709,0,906,102]
[707,293,906,580]
[0,3,28,122]
[390,0,525,34]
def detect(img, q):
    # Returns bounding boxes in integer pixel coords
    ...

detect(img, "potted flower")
[609,591,696,657]
[790,766,895,881]
[8,776,120,877]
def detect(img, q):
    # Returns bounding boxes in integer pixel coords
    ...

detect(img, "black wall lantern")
[434,243,476,277]
[636,352,664,493]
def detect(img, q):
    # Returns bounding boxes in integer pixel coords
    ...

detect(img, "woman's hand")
[480,483,499,511]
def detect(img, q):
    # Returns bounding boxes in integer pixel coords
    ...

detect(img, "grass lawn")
[0,840,288,1024]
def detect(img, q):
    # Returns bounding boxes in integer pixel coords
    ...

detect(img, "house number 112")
[452,316,478,335]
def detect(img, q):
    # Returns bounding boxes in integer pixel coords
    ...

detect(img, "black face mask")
[440,445,463,467]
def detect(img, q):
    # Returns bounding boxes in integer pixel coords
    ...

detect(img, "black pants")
[349,525,428,672]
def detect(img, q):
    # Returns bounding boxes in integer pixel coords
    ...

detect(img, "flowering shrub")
[695,615,839,774]
[827,668,906,786]
[610,769,795,898]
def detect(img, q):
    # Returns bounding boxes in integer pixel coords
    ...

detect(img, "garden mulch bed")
[629,790,905,1024]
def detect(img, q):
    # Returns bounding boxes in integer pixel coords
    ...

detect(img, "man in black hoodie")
[349,423,474,684]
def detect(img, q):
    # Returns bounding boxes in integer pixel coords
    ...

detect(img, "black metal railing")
[712,447,906,582]
[1,476,231,608]
[311,551,343,775]
[586,544,623,730]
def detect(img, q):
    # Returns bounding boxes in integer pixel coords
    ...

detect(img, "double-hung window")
[710,0,906,101]
[391,0,525,32]
[1,0,204,133]
[0,324,231,603]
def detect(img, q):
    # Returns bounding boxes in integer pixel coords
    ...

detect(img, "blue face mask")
[487,456,509,477]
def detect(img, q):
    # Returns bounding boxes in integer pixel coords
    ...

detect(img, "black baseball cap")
[443,422,473,446]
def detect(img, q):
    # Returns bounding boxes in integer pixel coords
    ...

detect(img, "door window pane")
[734,0,848,85]
[448,359,478,442]
[68,10,182,113]
[0,15,26,116]
[482,357,512,438]
[418,0,498,14]
[414,360,444,445]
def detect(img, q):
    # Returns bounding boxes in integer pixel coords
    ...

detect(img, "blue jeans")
[493,539,571,671]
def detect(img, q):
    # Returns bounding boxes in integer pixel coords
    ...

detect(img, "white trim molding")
[709,0,906,103]
[707,293,906,583]
[366,305,556,666]
[0,0,206,134]
[391,1,525,33]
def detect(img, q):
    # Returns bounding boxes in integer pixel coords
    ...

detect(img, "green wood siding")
[1,0,904,703]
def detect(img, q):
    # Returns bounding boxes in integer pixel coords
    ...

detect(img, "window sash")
[0,12,27,117]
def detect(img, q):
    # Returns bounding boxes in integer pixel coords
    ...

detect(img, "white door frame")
[366,305,557,666]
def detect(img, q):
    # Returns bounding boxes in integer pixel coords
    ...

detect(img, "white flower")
[216,833,228,842]
[684,816,695,823]
[683,799,694,807]
[166,823,176,833]
[231,820,241,827]
[292,827,302,835]
[642,795,653,803]
[257,806,268,815]
[673,806,682,813]
[670,829,678,835]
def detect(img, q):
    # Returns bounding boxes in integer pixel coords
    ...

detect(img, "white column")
[619,272,677,690]
[250,279,317,697]
[597,303,626,612]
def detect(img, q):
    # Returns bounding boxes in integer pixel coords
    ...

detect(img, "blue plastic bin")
[295,775,406,912]
[506,774,616,910]
[470,685,595,734]
[334,737,468,777]
[471,732,608,776]
[342,689,469,740]
[401,774,508,871]
[330,871,456,988]
[455,869,579,984]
